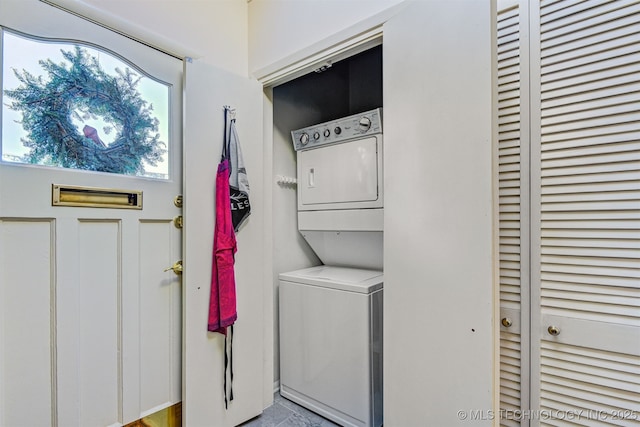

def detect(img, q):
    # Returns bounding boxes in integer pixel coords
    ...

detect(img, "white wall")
[47,0,250,76]
[270,102,321,386]
[248,0,404,73]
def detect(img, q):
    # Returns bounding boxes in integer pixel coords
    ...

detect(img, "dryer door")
[297,136,382,210]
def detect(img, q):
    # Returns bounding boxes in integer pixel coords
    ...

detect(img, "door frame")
[253,8,391,405]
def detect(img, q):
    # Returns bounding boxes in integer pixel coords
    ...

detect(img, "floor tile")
[277,411,324,427]
[240,401,293,427]
[239,392,339,427]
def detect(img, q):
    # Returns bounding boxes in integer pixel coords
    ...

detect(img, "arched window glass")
[2,30,170,179]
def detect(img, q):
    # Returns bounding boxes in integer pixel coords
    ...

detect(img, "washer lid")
[279,265,383,293]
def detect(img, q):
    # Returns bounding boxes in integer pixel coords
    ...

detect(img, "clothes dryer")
[291,108,383,270]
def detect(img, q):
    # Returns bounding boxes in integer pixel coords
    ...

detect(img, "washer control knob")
[358,116,372,132]
[334,126,342,135]
[323,129,331,137]
[299,133,309,146]
[313,131,320,140]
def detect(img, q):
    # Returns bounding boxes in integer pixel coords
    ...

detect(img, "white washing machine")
[279,265,383,427]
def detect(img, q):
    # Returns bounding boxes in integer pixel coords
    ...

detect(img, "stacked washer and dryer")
[279,108,384,427]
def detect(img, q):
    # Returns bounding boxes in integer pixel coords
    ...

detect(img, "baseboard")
[273,380,280,394]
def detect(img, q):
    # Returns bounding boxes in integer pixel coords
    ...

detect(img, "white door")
[530,1,640,423]
[0,2,182,426]
[382,1,495,425]
[497,2,531,424]
[182,59,265,426]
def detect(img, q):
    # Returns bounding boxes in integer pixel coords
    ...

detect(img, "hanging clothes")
[226,108,251,231]
[208,107,239,409]
[208,155,238,334]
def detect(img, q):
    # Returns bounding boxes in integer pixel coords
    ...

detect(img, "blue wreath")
[4,46,165,175]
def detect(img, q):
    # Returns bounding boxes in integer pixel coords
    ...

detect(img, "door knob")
[164,260,183,275]
[501,317,513,327]
[547,325,560,336]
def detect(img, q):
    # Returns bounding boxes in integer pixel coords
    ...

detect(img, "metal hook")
[224,105,236,120]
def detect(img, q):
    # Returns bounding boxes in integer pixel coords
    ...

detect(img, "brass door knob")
[547,325,560,336]
[501,317,513,327]
[164,260,183,275]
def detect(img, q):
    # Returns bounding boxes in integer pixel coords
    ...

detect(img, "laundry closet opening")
[273,45,382,131]
[270,44,383,426]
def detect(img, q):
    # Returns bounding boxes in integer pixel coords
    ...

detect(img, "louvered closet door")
[498,3,531,425]
[531,1,640,424]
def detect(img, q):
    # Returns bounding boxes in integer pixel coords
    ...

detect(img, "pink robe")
[208,158,238,334]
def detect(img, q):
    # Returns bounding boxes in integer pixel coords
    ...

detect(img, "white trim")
[263,87,276,409]
[253,2,406,87]
[39,0,201,60]
[498,0,519,12]
[529,0,543,419]
[491,0,500,419]
[518,0,532,421]
[257,2,404,401]
[254,30,381,88]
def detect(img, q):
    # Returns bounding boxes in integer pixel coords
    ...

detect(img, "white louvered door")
[498,3,531,425]
[530,1,640,425]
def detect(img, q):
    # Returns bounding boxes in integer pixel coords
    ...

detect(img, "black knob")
[299,133,309,145]
[313,132,320,140]
[323,129,330,137]
[334,126,342,135]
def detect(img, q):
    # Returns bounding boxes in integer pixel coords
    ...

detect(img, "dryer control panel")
[291,108,382,151]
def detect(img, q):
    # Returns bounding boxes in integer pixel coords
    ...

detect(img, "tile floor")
[239,392,339,427]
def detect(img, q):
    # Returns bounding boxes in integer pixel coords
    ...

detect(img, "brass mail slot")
[52,184,142,209]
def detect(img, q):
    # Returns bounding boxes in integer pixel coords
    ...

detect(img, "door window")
[2,30,170,179]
